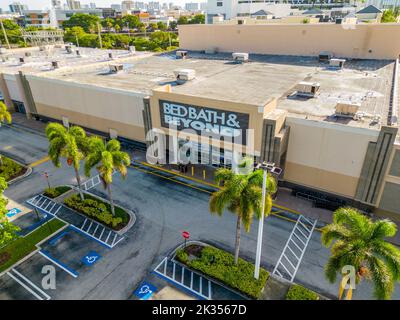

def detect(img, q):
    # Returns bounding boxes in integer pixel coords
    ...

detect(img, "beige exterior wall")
[179,23,400,60]
[284,117,380,198]
[149,85,275,156]
[27,76,147,142]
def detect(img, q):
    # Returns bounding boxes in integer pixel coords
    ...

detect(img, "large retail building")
[1,23,400,219]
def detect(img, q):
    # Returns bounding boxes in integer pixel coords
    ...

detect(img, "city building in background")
[9,2,28,14]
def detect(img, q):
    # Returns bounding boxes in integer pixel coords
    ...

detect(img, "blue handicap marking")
[6,208,22,218]
[134,282,157,300]
[81,251,102,266]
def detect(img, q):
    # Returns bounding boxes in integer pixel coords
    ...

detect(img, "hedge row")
[64,194,127,229]
[286,284,320,300]
[176,245,269,299]
[0,157,25,182]
[44,186,71,199]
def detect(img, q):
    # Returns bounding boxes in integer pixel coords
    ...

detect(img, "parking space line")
[7,269,51,300]
[69,225,112,249]
[38,250,79,278]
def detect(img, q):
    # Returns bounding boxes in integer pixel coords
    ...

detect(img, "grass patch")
[286,284,320,300]
[64,193,130,230]
[176,244,269,299]
[44,186,72,199]
[0,219,66,273]
[0,156,26,182]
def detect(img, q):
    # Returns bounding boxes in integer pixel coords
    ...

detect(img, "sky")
[1,0,204,11]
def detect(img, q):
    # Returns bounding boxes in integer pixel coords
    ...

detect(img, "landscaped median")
[0,218,66,273]
[0,156,27,182]
[286,284,320,300]
[63,193,130,231]
[175,244,269,299]
[44,186,72,199]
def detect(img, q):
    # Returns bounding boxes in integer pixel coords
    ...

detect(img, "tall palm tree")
[209,157,277,265]
[84,137,130,216]
[0,102,12,128]
[321,207,400,300]
[46,123,88,200]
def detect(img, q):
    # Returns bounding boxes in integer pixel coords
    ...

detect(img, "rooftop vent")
[329,58,346,70]
[108,52,113,59]
[39,45,47,51]
[237,19,246,25]
[19,57,25,64]
[65,45,72,54]
[176,50,188,59]
[295,81,320,98]
[109,64,124,73]
[335,101,361,118]
[52,61,59,69]
[319,51,332,62]
[76,50,80,56]
[174,69,196,85]
[25,52,32,57]
[129,46,136,53]
[232,52,249,63]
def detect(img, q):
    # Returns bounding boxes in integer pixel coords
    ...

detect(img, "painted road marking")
[81,251,102,266]
[6,208,22,218]
[38,250,79,278]
[134,281,157,300]
[7,268,51,300]
[29,156,50,168]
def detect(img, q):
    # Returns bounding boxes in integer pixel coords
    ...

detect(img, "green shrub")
[176,249,189,264]
[44,186,71,199]
[0,157,25,182]
[286,284,319,300]
[176,245,269,299]
[64,194,127,229]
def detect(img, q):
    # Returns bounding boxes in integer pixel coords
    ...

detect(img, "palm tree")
[209,157,277,265]
[321,207,400,300]
[0,102,12,128]
[84,137,130,216]
[45,123,88,200]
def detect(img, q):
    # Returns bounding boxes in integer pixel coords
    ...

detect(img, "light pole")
[254,161,282,279]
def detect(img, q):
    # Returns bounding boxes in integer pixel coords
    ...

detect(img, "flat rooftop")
[36,51,396,129]
[0,45,138,75]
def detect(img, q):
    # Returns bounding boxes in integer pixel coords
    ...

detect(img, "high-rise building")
[200,2,207,10]
[148,1,161,11]
[67,0,81,10]
[185,2,200,11]
[90,2,96,9]
[367,0,400,8]
[9,2,28,14]
[121,0,134,10]
[111,4,122,10]
[51,0,62,9]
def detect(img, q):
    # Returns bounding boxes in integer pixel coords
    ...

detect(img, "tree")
[63,26,86,44]
[46,123,88,200]
[189,14,205,24]
[209,157,277,264]
[102,18,115,32]
[0,177,20,246]
[321,207,400,300]
[177,16,189,25]
[169,21,178,30]
[84,137,130,216]
[0,102,12,128]
[157,21,167,31]
[121,15,140,29]
[62,13,101,33]
[381,9,399,23]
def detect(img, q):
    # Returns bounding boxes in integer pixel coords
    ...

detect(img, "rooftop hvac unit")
[329,58,346,69]
[335,101,361,117]
[52,61,59,69]
[25,52,32,57]
[109,64,124,73]
[76,50,80,56]
[237,19,246,25]
[176,50,188,59]
[39,45,47,51]
[232,52,249,63]
[129,46,136,53]
[108,52,113,59]
[295,81,320,98]
[19,57,25,64]
[174,69,196,84]
[318,51,332,62]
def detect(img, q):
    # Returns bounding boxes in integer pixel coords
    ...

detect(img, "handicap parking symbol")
[81,251,102,266]
[6,208,22,218]
[134,282,157,300]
